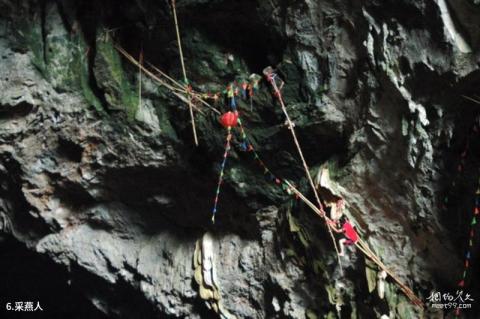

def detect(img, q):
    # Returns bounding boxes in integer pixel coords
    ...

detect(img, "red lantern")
[220,111,238,128]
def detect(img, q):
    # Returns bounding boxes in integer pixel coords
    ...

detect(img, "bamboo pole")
[115,45,206,115]
[146,61,221,114]
[462,95,480,105]
[171,0,198,146]
[356,240,424,307]
[269,76,343,267]
[116,44,220,114]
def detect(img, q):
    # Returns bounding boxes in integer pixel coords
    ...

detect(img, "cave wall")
[1,0,480,318]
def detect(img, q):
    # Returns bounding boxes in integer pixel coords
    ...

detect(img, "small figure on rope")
[211,111,239,223]
[329,216,359,256]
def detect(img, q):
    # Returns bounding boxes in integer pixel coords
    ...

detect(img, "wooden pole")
[171,0,198,146]
[269,77,342,267]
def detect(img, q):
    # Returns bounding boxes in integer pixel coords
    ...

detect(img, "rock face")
[1,0,480,318]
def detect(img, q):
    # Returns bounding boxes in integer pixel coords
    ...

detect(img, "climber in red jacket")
[329,216,359,256]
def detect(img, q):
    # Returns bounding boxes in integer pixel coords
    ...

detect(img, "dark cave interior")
[0,236,108,319]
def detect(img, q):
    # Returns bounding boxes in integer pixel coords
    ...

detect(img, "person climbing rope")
[329,216,359,256]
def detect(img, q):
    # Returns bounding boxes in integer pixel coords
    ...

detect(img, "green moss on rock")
[15,18,46,75]
[13,11,104,113]
[95,36,138,119]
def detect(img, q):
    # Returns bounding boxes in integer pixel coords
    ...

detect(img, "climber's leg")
[339,239,354,257]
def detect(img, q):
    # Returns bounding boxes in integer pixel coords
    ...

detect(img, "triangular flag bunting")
[472,216,477,226]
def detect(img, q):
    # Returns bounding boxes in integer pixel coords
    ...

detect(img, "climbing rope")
[455,178,479,317]
[441,120,480,318]
[211,129,232,223]
[171,0,198,146]
[211,112,239,223]
[265,69,343,266]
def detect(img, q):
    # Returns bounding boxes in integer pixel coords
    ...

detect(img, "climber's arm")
[327,220,343,233]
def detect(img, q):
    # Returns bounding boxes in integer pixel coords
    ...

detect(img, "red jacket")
[343,222,358,242]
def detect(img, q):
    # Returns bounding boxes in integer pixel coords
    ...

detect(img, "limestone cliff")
[1,0,480,318]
